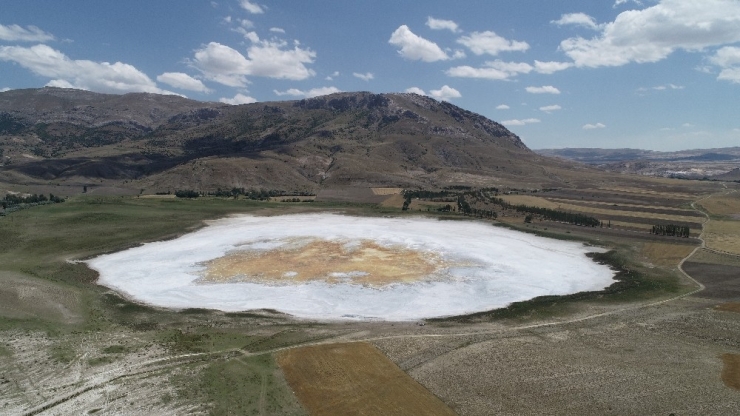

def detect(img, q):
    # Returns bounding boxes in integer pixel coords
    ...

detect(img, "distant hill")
[1,88,581,193]
[536,147,740,179]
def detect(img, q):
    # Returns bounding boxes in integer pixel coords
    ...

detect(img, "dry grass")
[688,249,740,267]
[371,187,403,195]
[698,193,740,217]
[547,197,695,212]
[380,193,406,208]
[704,220,740,255]
[277,342,456,416]
[721,354,740,391]
[640,243,696,268]
[500,195,699,223]
[596,186,696,199]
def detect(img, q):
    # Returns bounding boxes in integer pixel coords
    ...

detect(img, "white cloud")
[456,31,529,56]
[501,118,541,126]
[239,19,254,28]
[325,71,339,81]
[582,122,606,129]
[446,60,533,80]
[405,87,427,96]
[496,104,510,110]
[534,60,574,74]
[191,40,316,87]
[561,0,740,68]
[0,44,176,95]
[426,17,460,33]
[450,50,466,59]
[682,123,694,127]
[656,83,684,90]
[614,0,644,8]
[711,46,740,83]
[526,85,561,94]
[270,27,285,34]
[353,72,374,81]
[232,29,260,43]
[0,24,55,42]
[239,0,264,14]
[220,93,257,105]
[157,72,210,92]
[389,25,449,62]
[0,87,10,92]
[45,79,76,89]
[429,85,461,101]
[273,86,341,98]
[540,105,562,112]
[551,13,601,30]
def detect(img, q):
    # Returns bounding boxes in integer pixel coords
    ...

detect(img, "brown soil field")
[596,186,697,199]
[703,220,740,255]
[277,342,456,416]
[721,354,740,391]
[499,195,700,223]
[380,193,406,208]
[698,193,740,216]
[681,262,740,299]
[641,242,697,268]
[716,303,740,313]
[544,189,695,208]
[547,197,702,217]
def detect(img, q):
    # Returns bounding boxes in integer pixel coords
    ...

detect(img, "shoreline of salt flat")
[86,213,616,321]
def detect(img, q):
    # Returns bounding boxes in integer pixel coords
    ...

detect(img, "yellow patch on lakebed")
[200,238,451,287]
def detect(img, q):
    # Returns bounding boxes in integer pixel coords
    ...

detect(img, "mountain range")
[1,88,584,194]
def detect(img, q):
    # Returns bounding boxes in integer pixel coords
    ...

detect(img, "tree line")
[650,224,690,237]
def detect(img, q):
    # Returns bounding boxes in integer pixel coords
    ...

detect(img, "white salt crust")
[87,213,616,321]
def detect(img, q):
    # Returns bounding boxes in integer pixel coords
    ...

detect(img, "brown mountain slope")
[0,88,582,192]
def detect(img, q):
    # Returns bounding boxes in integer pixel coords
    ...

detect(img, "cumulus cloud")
[540,105,562,113]
[551,13,601,30]
[456,31,529,56]
[156,72,210,92]
[583,122,606,129]
[239,0,264,14]
[711,46,740,83]
[429,85,461,101]
[501,118,541,126]
[426,17,460,33]
[534,60,574,74]
[446,60,533,80]
[0,24,55,42]
[496,104,510,110]
[560,0,740,68]
[389,25,449,62]
[220,93,257,105]
[0,44,176,94]
[0,87,10,92]
[353,72,374,81]
[273,86,341,98]
[614,0,644,8]
[405,87,427,96]
[526,85,561,94]
[191,40,316,87]
[325,71,339,81]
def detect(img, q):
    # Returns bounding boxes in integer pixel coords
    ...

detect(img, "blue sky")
[1,0,739,151]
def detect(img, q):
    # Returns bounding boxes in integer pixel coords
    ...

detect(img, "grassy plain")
[1,181,739,414]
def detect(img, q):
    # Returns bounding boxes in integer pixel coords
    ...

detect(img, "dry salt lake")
[87,213,616,321]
